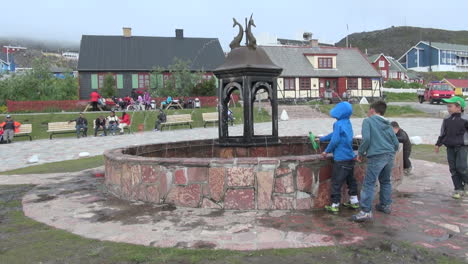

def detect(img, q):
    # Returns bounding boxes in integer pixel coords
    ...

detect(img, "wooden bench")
[202,112,218,128]
[160,114,193,131]
[48,122,84,139]
[93,121,133,135]
[14,124,33,141]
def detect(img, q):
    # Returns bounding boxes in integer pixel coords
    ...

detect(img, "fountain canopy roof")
[214,46,282,77]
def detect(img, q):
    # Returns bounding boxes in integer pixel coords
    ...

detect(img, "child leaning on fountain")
[319,102,359,213]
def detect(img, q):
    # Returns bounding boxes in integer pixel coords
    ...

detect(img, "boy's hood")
[330,102,353,120]
[368,115,391,129]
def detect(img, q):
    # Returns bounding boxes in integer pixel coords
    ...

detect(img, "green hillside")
[335,26,468,59]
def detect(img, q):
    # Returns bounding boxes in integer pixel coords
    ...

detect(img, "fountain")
[104,16,404,210]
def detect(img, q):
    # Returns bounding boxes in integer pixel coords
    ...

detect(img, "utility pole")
[346,24,349,48]
[429,41,432,72]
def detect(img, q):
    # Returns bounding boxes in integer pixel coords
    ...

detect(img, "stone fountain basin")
[104,136,403,210]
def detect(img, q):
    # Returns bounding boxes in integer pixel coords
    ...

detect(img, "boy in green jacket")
[352,101,399,222]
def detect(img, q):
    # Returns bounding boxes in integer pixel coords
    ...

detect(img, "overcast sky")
[2,0,468,50]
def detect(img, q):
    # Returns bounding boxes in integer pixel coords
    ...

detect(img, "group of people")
[319,96,467,222]
[89,90,153,112]
[69,111,131,138]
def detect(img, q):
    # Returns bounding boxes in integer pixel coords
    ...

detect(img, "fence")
[6,95,239,112]
[382,88,420,93]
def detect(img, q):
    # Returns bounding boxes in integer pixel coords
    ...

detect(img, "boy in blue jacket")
[320,102,359,213]
[352,101,399,222]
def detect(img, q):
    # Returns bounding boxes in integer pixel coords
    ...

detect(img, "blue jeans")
[76,124,87,138]
[360,153,395,213]
[108,123,118,134]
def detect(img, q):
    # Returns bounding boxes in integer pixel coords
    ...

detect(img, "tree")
[101,73,116,98]
[191,77,217,96]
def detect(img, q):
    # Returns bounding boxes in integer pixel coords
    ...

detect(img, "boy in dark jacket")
[435,96,468,199]
[154,110,167,131]
[94,116,107,137]
[352,101,399,222]
[69,113,88,138]
[391,121,412,174]
[320,102,359,212]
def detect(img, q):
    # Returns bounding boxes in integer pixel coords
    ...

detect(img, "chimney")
[176,29,184,39]
[122,27,132,37]
[310,39,319,47]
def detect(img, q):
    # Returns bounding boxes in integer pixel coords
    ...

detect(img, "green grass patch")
[314,104,427,118]
[0,155,104,175]
[411,144,448,165]
[0,106,270,141]
[384,92,418,102]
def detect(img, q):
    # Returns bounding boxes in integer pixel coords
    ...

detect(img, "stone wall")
[104,139,403,210]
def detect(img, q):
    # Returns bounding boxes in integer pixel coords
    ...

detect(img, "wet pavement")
[1,117,444,172]
[4,160,465,260]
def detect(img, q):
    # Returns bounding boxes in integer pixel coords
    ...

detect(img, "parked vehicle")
[417,82,454,104]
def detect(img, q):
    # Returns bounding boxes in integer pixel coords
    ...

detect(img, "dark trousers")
[155,120,164,130]
[94,125,107,136]
[91,102,98,111]
[403,150,412,169]
[331,160,358,204]
[447,146,468,191]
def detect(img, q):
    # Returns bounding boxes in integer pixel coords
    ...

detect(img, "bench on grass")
[202,112,218,128]
[93,122,133,135]
[14,124,33,141]
[48,122,83,139]
[160,114,193,131]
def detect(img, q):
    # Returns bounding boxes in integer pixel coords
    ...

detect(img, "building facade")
[77,28,225,99]
[400,41,468,72]
[262,46,382,99]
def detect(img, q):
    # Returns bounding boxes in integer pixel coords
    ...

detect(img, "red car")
[417,82,454,104]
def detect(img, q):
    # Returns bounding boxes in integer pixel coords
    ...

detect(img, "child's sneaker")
[351,211,373,222]
[452,191,463,200]
[343,202,360,209]
[325,203,340,213]
[375,204,392,214]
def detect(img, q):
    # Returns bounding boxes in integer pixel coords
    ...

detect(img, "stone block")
[297,166,313,193]
[209,168,225,202]
[174,169,187,185]
[274,174,294,193]
[227,167,254,187]
[257,171,274,210]
[187,167,208,183]
[314,181,331,208]
[224,188,255,210]
[165,184,202,208]
[201,198,222,209]
[272,196,295,210]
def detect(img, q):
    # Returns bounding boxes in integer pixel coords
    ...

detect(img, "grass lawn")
[0,155,104,175]
[384,92,418,102]
[0,106,270,142]
[314,104,428,118]
[0,185,463,264]
[411,144,448,165]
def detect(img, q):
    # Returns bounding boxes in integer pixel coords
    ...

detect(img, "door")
[319,78,338,97]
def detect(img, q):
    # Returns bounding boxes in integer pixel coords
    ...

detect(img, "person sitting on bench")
[154,110,167,131]
[69,113,88,138]
[118,111,131,134]
[0,115,21,144]
[106,111,119,136]
[95,115,107,137]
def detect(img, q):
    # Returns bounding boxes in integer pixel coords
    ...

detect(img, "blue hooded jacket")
[320,102,356,161]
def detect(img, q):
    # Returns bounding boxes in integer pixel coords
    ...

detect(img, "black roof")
[77,35,225,71]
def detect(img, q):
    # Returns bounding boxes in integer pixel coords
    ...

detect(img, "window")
[347,78,358,89]
[284,78,296,90]
[299,78,311,90]
[381,70,387,78]
[98,73,117,89]
[379,60,385,68]
[362,78,373,90]
[138,73,150,89]
[318,57,333,69]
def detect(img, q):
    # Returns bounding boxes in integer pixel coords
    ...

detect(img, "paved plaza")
[0,160,464,260]
[0,117,443,172]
